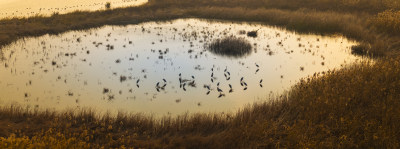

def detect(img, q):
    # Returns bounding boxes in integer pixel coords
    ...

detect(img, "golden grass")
[148,0,400,13]
[370,10,400,34]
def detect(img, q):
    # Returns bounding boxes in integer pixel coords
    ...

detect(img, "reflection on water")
[0,0,147,18]
[0,19,363,117]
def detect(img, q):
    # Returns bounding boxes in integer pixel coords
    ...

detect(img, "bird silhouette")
[136,79,140,88]
[218,93,225,98]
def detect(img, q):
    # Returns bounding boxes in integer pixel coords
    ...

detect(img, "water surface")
[0,19,363,116]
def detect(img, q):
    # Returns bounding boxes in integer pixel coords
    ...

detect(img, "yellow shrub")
[0,133,91,149]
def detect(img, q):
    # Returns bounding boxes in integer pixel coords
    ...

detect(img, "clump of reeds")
[208,36,252,57]
[247,30,258,37]
[351,43,370,56]
[105,2,111,9]
[238,30,246,35]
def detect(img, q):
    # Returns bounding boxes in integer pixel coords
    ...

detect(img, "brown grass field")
[1,0,400,148]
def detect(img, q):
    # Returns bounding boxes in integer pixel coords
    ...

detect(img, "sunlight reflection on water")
[0,19,365,117]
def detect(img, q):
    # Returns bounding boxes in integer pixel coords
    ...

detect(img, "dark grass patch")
[351,43,370,56]
[105,2,111,9]
[247,30,258,37]
[208,36,252,58]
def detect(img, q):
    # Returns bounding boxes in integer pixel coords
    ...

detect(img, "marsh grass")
[105,2,111,9]
[370,10,400,35]
[246,30,258,37]
[351,43,371,56]
[208,36,252,57]
[148,0,400,13]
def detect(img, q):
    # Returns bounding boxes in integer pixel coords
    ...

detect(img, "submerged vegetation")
[208,36,252,57]
[1,0,400,148]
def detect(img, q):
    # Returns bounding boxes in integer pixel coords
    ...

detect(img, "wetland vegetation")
[208,36,252,57]
[1,0,400,148]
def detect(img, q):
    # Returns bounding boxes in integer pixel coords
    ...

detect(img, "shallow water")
[0,0,147,18]
[0,19,363,117]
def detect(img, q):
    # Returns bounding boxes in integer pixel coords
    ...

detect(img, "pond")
[0,19,363,117]
[0,0,147,19]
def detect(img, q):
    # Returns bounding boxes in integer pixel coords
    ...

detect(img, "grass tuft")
[351,43,370,56]
[208,36,252,57]
[247,30,258,38]
[105,2,111,9]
